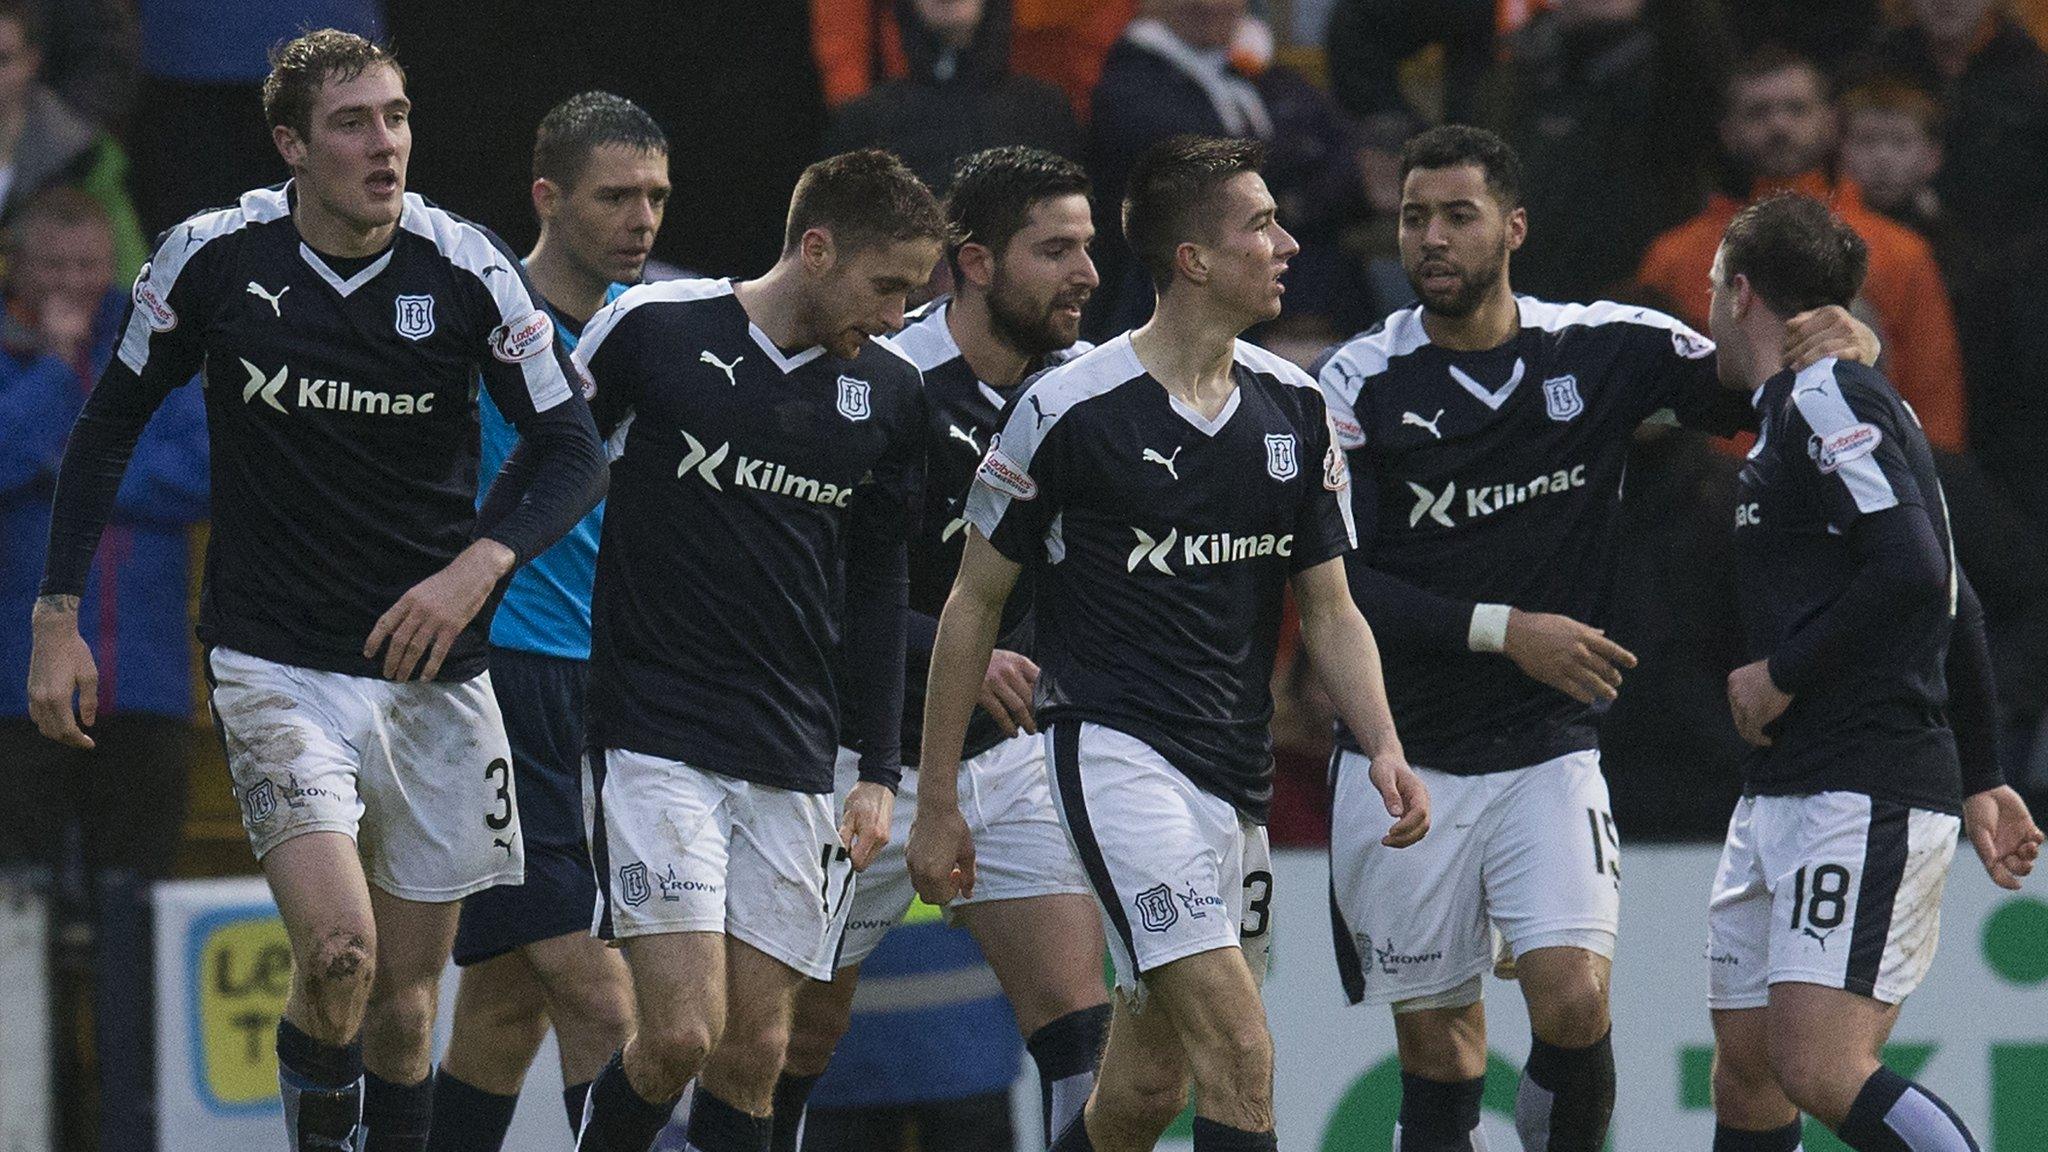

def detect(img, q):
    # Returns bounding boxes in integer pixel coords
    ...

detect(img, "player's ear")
[800,227,836,275]
[1505,205,1528,252]
[273,124,306,169]
[1175,240,1208,287]
[955,240,996,290]
[532,177,559,224]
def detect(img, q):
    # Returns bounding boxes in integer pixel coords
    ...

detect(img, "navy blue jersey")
[44,183,595,681]
[576,279,925,792]
[872,300,1087,765]
[1736,358,1965,811]
[968,335,1356,821]
[1318,298,1743,774]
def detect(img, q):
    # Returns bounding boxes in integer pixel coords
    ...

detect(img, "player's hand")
[1368,751,1430,848]
[365,539,515,681]
[1965,785,2044,890]
[978,648,1040,736]
[26,598,97,749]
[1727,658,1791,747]
[1783,305,1880,370]
[907,801,976,904]
[839,780,895,872]
[1502,609,1636,704]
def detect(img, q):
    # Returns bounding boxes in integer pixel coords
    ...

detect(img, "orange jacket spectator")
[812,0,1136,120]
[1636,171,1967,450]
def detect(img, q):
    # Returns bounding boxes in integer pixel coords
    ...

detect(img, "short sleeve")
[572,290,649,446]
[1788,372,1921,530]
[114,225,220,398]
[1315,346,1370,450]
[1292,397,1358,571]
[464,228,576,424]
[964,383,1066,564]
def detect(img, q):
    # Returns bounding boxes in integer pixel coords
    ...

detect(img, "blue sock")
[1519,1028,1615,1152]
[685,1087,770,1152]
[424,1070,517,1152]
[1191,1116,1277,1151]
[767,1073,818,1152]
[577,1050,679,1152]
[1029,1005,1111,1143]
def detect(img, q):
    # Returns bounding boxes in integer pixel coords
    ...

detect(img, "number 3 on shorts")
[485,757,513,832]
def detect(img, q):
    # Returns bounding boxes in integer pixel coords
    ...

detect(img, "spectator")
[22,0,137,131]
[822,0,1080,190]
[0,186,207,1152]
[1476,0,1733,302]
[1860,0,2048,239]
[1634,46,1969,450]
[1086,0,1368,337]
[130,1,383,235]
[0,0,146,284]
[1323,0,1497,131]
[811,0,1135,120]
[1721,0,1884,69]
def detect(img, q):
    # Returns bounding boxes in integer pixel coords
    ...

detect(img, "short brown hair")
[262,29,406,141]
[1719,192,1868,315]
[1839,78,1943,140]
[1121,135,1266,291]
[6,186,110,259]
[782,149,949,256]
[1727,44,1828,103]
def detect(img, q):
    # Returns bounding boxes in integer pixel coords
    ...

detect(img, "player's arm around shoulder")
[1289,557,1429,848]
[907,529,1024,903]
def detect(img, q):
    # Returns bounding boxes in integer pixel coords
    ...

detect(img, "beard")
[1407,238,1509,319]
[986,271,1084,358]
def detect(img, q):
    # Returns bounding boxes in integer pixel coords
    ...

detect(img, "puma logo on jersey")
[948,424,982,455]
[699,350,743,386]
[1142,445,1182,479]
[245,280,289,317]
[1029,394,1056,428]
[1801,926,1835,951]
[1402,409,1445,439]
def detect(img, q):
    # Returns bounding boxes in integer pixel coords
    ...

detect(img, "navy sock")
[1714,1119,1804,1152]
[1028,1005,1111,1143]
[1050,1111,1097,1152]
[686,1087,771,1152]
[277,1019,365,1152]
[423,1070,518,1152]
[1191,1116,1277,1151]
[767,1073,819,1152]
[1839,1066,1981,1152]
[1518,1028,1615,1151]
[564,1080,593,1138]
[1398,1072,1486,1150]
[364,1070,435,1152]
[576,1051,679,1152]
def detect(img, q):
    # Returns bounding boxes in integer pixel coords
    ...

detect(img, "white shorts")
[1045,722,1272,993]
[1707,792,1959,1009]
[205,645,522,902]
[831,733,1093,969]
[1329,748,1620,1006]
[585,748,855,980]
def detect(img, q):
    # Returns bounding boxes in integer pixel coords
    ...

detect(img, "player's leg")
[1484,752,1620,1151]
[958,895,1110,1142]
[579,930,727,1152]
[209,646,382,1151]
[1054,992,1188,1151]
[689,937,812,1150]
[953,733,1111,1142]
[578,750,739,1151]
[693,781,856,1150]
[354,670,527,1152]
[360,888,462,1152]
[1763,796,1971,1150]
[427,951,552,1152]
[1329,749,1493,1152]
[774,963,864,1152]
[1707,796,1801,1152]
[266,832,380,1151]
[523,929,637,1130]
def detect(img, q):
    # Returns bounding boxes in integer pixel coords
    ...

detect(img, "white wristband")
[1468,603,1512,653]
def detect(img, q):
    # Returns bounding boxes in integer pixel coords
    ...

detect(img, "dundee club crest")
[836,375,872,422]
[394,294,436,341]
[1265,433,1299,481]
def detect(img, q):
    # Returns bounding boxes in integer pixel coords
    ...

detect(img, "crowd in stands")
[2,0,2044,1145]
